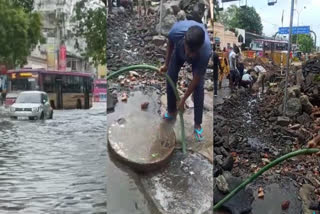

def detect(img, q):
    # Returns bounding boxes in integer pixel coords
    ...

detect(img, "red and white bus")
[6,69,93,109]
[93,79,107,102]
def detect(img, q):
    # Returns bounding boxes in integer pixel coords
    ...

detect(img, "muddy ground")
[214,68,320,213]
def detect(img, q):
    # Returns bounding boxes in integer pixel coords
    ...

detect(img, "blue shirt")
[168,20,212,76]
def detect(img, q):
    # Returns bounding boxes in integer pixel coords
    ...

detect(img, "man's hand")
[177,99,185,112]
[159,65,168,73]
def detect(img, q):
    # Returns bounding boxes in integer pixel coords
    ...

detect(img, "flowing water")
[0,103,107,213]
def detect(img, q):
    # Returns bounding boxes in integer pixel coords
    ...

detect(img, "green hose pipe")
[107,64,187,154]
[214,148,320,211]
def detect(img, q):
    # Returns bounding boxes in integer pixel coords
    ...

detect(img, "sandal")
[162,112,176,122]
[194,128,204,141]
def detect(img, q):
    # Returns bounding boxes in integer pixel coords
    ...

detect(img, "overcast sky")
[219,0,320,46]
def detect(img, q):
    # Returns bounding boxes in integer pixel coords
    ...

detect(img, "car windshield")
[16,93,41,103]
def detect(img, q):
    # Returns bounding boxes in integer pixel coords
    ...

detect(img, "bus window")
[62,75,83,93]
[43,74,55,92]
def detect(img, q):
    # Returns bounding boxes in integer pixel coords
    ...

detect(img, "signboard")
[47,44,56,69]
[278,26,310,35]
[59,45,67,71]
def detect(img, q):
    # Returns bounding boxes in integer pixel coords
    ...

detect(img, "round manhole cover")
[108,111,176,172]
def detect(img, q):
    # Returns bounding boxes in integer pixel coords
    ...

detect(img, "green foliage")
[298,34,315,53]
[11,0,34,13]
[214,0,220,21]
[218,5,263,34]
[0,0,43,68]
[73,0,106,66]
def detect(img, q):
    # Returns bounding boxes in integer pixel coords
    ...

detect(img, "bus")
[6,69,93,109]
[93,79,107,102]
[250,39,289,56]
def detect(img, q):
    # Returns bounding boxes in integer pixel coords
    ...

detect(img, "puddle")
[108,111,175,170]
[106,88,162,213]
[251,182,302,214]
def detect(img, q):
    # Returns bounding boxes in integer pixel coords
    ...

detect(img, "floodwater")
[0,103,107,213]
[251,182,301,214]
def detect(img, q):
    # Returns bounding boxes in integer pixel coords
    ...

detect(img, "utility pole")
[283,0,295,115]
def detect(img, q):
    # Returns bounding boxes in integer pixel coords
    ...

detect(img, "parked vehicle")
[4,92,19,108]
[93,79,107,102]
[10,91,53,120]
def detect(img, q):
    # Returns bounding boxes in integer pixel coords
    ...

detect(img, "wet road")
[106,89,160,214]
[0,103,107,213]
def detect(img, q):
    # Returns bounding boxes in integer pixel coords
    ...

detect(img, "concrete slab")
[140,150,214,214]
[108,111,176,172]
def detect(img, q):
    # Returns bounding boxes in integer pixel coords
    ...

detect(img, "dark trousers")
[213,69,218,95]
[167,48,205,125]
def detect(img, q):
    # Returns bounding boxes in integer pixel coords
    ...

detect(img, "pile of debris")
[107,6,214,108]
[107,11,166,72]
[214,58,320,212]
[157,0,209,35]
[301,56,320,106]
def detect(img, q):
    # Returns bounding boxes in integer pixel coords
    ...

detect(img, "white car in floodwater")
[9,91,53,120]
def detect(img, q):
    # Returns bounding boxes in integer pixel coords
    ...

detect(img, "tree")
[12,0,34,13]
[73,0,107,66]
[0,0,43,69]
[218,5,263,35]
[218,5,237,29]
[298,34,314,53]
[213,0,220,21]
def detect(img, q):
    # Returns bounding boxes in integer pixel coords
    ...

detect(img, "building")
[24,45,48,69]
[26,0,96,73]
[209,22,242,50]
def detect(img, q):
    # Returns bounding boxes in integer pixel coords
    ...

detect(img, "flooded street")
[0,103,107,213]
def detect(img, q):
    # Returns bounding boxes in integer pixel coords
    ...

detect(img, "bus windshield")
[11,78,38,91]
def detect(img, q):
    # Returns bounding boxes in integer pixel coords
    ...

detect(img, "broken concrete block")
[216,175,229,194]
[281,200,290,210]
[286,98,302,117]
[288,85,301,98]
[152,35,167,46]
[300,95,313,115]
[276,116,291,126]
[141,102,149,110]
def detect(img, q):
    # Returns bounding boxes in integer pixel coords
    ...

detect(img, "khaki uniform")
[218,55,230,88]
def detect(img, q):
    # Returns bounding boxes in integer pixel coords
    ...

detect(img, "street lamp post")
[283,0,295,115]
[294,6,306,47]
